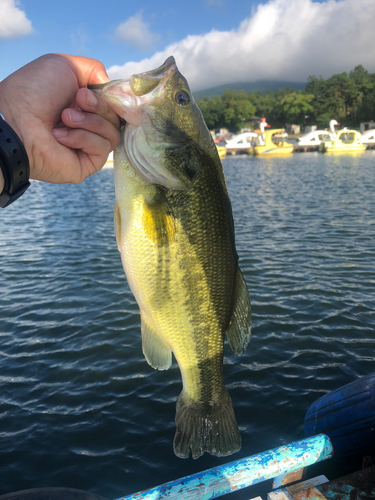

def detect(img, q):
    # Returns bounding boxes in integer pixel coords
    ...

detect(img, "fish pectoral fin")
[141,314,172,370]
[226,267,252,355]
[114,201,122,252]
[142,190,175,246]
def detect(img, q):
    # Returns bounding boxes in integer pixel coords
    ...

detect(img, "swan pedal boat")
[252,128,294,155]
[216,145,227,158]
[361,129,375,149]
[225,132,258,155]
[295,130,330,151]
[320,129,366,153]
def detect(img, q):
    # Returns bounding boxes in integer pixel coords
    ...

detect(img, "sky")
[1,0,375,92]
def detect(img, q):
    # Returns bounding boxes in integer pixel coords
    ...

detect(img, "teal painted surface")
[118,434,333,500]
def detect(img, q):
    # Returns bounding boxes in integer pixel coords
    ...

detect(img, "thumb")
[58,54,110,87]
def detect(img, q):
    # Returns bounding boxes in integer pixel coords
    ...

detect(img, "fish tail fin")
[173,389,241,459]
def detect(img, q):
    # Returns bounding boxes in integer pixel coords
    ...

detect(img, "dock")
[293,144,320,152]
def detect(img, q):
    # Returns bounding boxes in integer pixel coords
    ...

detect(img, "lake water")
[0,151,374,499]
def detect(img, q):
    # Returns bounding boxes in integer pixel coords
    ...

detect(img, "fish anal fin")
[114,201,122,252]
[141,314,172,370]
[173,389,241,459]
[226,267,252,355]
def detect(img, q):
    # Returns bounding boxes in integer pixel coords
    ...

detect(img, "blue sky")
[1,0,375,91]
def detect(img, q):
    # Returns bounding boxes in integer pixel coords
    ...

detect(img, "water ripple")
[0,155,374,497]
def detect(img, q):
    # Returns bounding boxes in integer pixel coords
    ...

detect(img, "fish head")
[89,57,208,190]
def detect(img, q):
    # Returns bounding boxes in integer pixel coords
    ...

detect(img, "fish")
[89,56,252,459]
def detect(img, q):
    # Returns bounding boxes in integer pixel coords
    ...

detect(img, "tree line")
[196,65,375,132]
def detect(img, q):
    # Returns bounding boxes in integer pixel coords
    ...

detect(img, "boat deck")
[266,463,375,500]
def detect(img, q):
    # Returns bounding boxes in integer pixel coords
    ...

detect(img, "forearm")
[0,80,26,201]
[0,86,9,195]
[0,77,29,161]
[0,102,31,207]
[0,168,4,194]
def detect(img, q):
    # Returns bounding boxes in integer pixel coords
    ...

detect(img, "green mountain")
[193,80,306,100]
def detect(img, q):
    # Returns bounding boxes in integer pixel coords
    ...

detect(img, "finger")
[52,128,113,171]
[59,108,121,151]
[76,88,121,130]
[58,54,109,86]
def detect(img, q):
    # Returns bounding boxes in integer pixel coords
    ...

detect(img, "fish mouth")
[88,79,145,127]
[130,56,176,96]
[89,77,183,146]
[88,56,177,128]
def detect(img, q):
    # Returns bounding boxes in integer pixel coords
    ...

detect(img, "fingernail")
[52,128,68,138]
[69,109,85,123]
[87,90,98,109]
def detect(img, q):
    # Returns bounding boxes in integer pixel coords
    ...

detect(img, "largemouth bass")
[90,57,251,459]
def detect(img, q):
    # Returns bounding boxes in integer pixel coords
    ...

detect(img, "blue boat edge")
[304,372,375,465]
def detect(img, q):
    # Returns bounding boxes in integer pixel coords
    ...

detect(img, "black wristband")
[0,113,30,208]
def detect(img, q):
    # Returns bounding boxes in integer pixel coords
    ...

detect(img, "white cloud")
[115,11,160,50]
[0,0,33,39]
[108,0,375,91]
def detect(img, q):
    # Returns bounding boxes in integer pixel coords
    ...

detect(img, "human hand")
[0,54,121,186]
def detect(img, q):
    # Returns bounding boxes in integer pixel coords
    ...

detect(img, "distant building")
[210,128,230,143]
[360,121,375,132]
[285,124,301,135]
[305,125,317,133]
[211,128,229,138]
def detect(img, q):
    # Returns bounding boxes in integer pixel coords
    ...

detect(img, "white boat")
[103,151,114,168]
[225,132,258,155]
[328,119,340,140]
[295,130,330,151]
[295,120,340,151]
[361,129,375,148]
[296,119,340,152]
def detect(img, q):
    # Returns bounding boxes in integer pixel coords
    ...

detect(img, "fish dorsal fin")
[141,313,172,370]
[114,201,122,252]
[226,268,252,355]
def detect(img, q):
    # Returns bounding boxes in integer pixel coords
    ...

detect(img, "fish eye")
[175,90,190,107]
